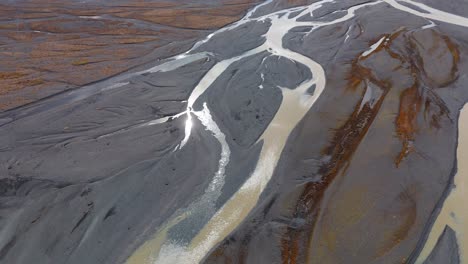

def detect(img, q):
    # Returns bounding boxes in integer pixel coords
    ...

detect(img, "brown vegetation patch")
[0,0,260,111]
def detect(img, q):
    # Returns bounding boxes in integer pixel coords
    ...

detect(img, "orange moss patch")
[113,2,259,30]
[71,59,90,66]
[0,72,27,80]
[116,37,158,44]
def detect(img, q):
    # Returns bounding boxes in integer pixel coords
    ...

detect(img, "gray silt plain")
[1,0,468,264]
[424,227,460,264]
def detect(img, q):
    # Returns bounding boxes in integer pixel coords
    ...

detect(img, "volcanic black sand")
[1,0,468,264]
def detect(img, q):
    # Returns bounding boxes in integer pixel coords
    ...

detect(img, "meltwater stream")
[414,104,468,264]
[122,0,468,263]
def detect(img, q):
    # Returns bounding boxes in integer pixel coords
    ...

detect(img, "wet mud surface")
[1,0,468,264]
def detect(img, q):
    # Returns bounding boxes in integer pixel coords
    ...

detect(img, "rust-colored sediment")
[395,31,458,167]
[441,35,460,85]
[280,29,459,263]
[376,185,418,258]
[394,82,422,167]
[280,32,396,264]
